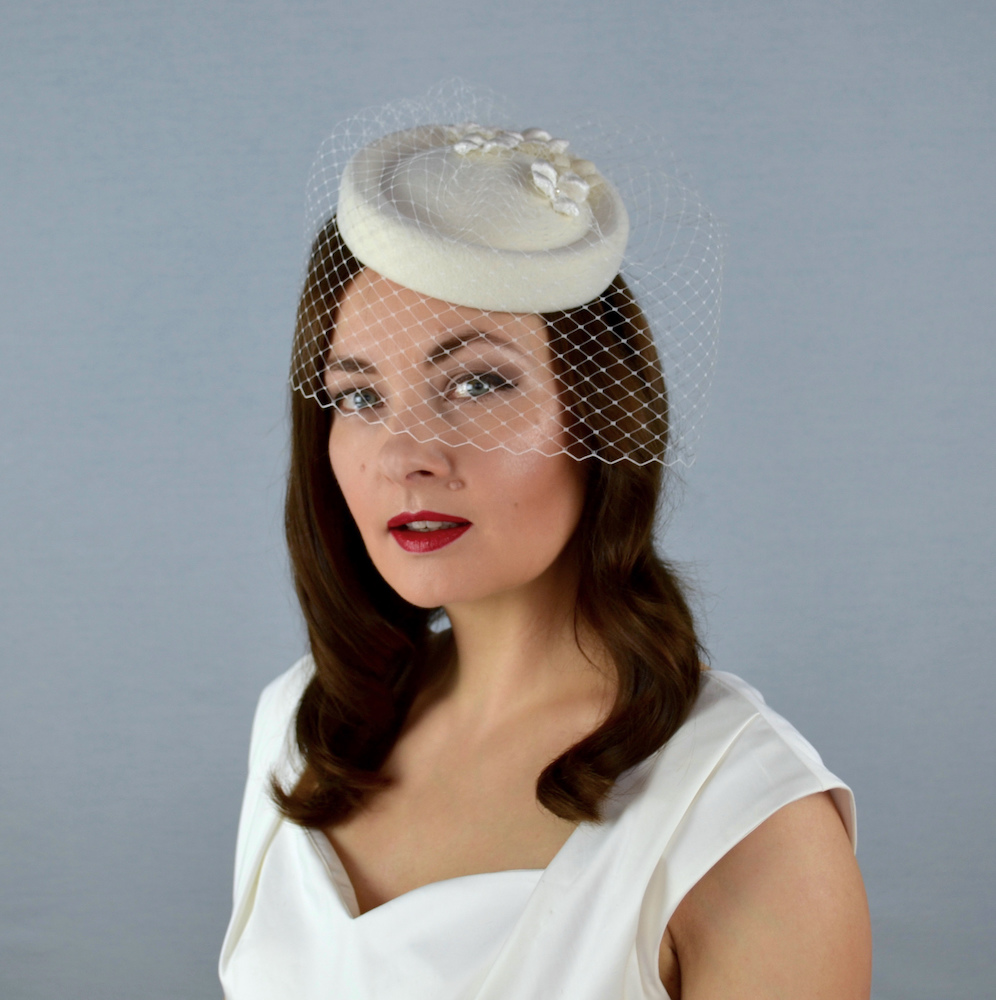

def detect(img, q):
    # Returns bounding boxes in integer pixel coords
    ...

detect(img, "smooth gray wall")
[1,2,993,997]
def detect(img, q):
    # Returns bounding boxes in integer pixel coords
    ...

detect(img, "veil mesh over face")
[290,83,724,467]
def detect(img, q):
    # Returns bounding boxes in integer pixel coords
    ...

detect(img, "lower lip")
[389,524,472,553]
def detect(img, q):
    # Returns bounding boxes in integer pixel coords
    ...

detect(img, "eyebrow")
[326,329,525,376]
[325,356,376,375]
[425,330,525,366]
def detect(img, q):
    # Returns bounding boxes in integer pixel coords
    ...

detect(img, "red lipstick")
[387,510,472,553]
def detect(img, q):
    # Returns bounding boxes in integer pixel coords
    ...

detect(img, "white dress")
[219,659,856,1000]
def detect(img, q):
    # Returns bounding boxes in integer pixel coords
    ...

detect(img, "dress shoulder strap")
[220,658,313,974]
[468,670,855,1000]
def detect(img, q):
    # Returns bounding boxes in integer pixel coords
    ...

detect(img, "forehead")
[332,268,548,360]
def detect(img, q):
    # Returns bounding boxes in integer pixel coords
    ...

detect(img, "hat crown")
[337,123,630,313]
[387,144,591,252]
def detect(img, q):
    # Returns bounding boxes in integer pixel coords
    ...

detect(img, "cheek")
[328,423,370,525]
[486,454,585,560]
[328,424,345,489]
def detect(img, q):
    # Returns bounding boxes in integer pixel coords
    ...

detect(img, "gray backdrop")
[2,2,993,998]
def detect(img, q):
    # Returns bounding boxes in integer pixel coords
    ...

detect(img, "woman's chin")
[398,590,450,611]
[388,581,486,611]
[378,565,513,611]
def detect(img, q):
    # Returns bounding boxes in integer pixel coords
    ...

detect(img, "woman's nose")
[376,418,454,484]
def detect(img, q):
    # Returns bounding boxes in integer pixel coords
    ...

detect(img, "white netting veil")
[291,82,724,467]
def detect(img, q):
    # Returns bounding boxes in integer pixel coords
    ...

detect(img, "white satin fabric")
[219,660,855,1000]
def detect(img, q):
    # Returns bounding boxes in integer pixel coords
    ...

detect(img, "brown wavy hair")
[274,217,703,826]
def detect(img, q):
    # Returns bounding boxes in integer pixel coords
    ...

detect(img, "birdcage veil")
[291,81,724,467]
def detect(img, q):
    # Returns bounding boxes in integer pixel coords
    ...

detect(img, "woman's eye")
[450,372,514,400]
[334,387,381,413]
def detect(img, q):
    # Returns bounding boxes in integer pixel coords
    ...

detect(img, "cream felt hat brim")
[336,124,630,313]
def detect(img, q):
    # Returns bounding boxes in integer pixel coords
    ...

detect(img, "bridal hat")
[291,83,724,467]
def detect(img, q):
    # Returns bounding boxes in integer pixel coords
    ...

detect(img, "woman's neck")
[438,556,614,731]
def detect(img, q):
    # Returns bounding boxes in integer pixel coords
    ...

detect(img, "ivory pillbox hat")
[336,123,630,313]
[293,83,724,467]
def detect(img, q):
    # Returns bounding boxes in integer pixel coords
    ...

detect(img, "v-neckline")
[294,745,663,922]
[302,823,584,922]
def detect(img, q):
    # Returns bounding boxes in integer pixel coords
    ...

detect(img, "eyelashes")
[330,370,518,415]
[449,371,515,400]
[332,386,381,414]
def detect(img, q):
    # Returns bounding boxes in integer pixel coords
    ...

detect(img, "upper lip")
[387,510,471,529]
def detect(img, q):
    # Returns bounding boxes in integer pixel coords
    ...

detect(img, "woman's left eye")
[450,372,514,400]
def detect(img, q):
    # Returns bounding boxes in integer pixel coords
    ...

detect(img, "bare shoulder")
[661,791,871,1000]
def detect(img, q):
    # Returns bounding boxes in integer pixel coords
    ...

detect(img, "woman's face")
[325,268,586,610]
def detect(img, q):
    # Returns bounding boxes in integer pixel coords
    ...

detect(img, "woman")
[220,108,871,999]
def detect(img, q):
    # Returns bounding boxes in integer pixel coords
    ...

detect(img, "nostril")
[377,431,453,484]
